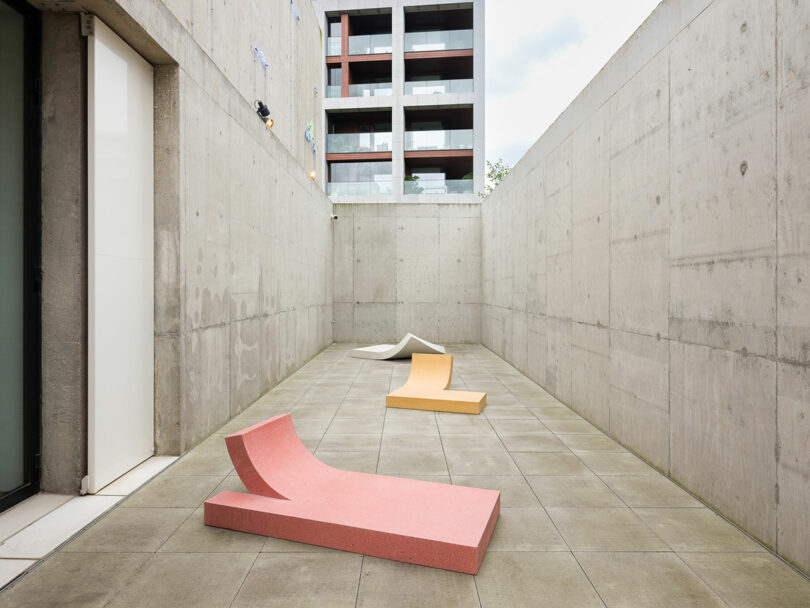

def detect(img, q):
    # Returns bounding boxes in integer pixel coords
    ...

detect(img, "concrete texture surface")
[38,0,333,492]
[2,344,809,605]
[334,203,482,344]
[482,0,810,574]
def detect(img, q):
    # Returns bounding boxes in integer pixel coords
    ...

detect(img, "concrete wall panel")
[333,204,482,343]
[481,0,810,573]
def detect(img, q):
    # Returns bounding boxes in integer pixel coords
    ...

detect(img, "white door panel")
[88,17,154,494]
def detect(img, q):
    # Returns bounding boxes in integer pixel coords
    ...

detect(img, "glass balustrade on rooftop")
[326,85,342,98]
[327,181,393,196]
[348,82,392,97]
[403,79,473,95]
[404,129,473,151]
[327,132,392,154]
[404,179,473,195]
[327,37,342,56]
[348,33,392,55]
[404,29,473,52]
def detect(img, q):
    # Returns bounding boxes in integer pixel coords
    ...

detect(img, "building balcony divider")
[404,129,473,151]
[327,132,393,154]
[403,79,473,95]
[348,33,392,55]
[404,178,473,195]
[404,29,473,53]
[348,82,392,97]
[327,181,393,196]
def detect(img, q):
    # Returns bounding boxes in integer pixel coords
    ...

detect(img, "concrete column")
[40,13,87,494]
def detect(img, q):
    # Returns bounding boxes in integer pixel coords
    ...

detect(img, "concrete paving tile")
[63,507,192,553]
[475,552,604,608]
[633,508,765,552]
[546,507,669,551]
[106,553,255,608]
[451,476,539,507]
[356,556,478,608]
[0,559,35,590]
[317,433,381,452]
[383,417,440,435]
[578,452,658,476]
[488,508,567,551]
[512,452,592,476]
[440,434,506,451]
[436,416,498,436]
[576,552,727,607]
[380,433,444,452]
[159,507,266,553]
[314,451,379,474]
[0,493,72,542]
[166,448,234,476]
[483,405,536,419]
[602,476,703,508]
[530,406,583,421]
[261,536,345,553]
[558,434,627,453]
[444,450,520,475]
[527,476,625,508]
[233,553,362,608]
[498,432,570,452]
[542,419,601,434]
[0,496,123,558]
[679,553,810,608]
[377,450,448,476]
[327,417,384,434]
[488,418,550,433]
[124,475,224,509]
[0,553,151,608]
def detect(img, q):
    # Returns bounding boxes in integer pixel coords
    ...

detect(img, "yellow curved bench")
[386,354,487,415]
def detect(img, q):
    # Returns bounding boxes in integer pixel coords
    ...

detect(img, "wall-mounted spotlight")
[309,170,317,180]
[254,100,273,128]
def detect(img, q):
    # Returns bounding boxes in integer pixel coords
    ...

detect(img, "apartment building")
[312,0,485,202]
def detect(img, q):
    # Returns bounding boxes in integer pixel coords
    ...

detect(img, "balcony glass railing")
[328,181,393,196]
[327,132,392,154]
[327,37,342,56]
[404,29,473,52]
[325,85,342,98]
[348,33,392,55]
[404,179,473,195]
[348,82,392,97]
[403,79,474,95]
[404,129,473,151]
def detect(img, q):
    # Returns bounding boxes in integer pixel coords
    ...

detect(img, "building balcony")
[327,181,392,196]
[326,37,341,56]
[404,29,473,53]
[348,82,392,97]
[327,132,392,154]
[348,33,392,55]
[325,85,341,98]
[403,78,473,95]
[404,178,473,195]
[404,129,473,152]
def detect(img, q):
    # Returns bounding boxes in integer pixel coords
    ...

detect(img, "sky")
[485,0,662,168]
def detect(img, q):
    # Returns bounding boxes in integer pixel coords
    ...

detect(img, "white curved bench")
[350,332,446,360]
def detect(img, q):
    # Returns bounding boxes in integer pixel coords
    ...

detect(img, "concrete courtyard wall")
[39,0,333,493]
[333,203,481,344]
[482,0,810,573]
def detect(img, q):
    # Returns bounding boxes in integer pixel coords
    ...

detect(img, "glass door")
[0,0,40,513]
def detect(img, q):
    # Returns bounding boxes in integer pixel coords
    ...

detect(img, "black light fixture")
[254,100,273,128]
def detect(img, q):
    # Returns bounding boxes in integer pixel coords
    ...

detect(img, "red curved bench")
[204,414,500,574]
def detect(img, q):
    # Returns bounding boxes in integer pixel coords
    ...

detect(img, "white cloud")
[485,0,661,166]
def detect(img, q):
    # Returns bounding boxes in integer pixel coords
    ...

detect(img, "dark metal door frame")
[0,0,42,514]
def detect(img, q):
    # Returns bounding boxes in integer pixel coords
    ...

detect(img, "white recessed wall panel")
[88,17,154,494]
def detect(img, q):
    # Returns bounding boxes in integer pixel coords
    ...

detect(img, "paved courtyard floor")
[1,343,809,607]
